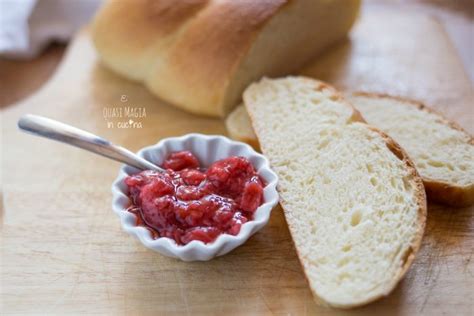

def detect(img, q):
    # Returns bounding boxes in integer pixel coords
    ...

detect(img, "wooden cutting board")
[1,8,473,315]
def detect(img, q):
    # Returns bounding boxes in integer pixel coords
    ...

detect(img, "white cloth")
[0,0,102,59]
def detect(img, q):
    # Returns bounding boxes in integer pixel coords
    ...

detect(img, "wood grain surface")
[1,8,473,316]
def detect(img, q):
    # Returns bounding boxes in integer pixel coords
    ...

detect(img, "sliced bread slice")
[243,77,426,308]
[226,103,258,145]
[226,104,260,150]
[346,93,474,207]
[227,93,474,207]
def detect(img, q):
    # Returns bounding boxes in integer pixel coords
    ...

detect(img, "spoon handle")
[18,114,164,172]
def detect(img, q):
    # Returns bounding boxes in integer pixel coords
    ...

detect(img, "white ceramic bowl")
[111,133,279,261]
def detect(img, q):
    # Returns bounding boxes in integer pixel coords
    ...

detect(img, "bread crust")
[93,1,361,117]
[351,92,474,207]
[91,0,209,80]
[227,78,366,146]
[319,127,426,308]
[361,126,427,306]
[244,78,426,308]
[225,104,261,150]
[160,0,290,116]
[93,0,290,116]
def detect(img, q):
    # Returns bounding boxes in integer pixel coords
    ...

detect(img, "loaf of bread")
[227,94,474,207]
[91,0,361,117]
[226,104,260,150]
[243,77,426,308]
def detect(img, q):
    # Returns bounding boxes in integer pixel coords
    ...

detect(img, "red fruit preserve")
[125,151,264,245]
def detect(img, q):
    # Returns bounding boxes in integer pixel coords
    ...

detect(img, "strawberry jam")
[125,151,264,245]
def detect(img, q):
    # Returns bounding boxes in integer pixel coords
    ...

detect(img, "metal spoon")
[18,114,164,172]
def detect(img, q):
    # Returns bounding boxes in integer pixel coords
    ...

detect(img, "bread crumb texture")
[244,77,425,307]
[349,94,474,188]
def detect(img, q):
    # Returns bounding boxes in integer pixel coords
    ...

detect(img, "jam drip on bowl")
[125,151,264,245]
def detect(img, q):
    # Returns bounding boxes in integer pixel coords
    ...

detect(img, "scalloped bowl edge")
[111,134,279,261]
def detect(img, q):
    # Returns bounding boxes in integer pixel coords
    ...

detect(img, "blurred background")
[0,0,472,109]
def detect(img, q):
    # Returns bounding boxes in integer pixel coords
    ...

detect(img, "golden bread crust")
[92,0,289,116]
[92,0,361,117]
